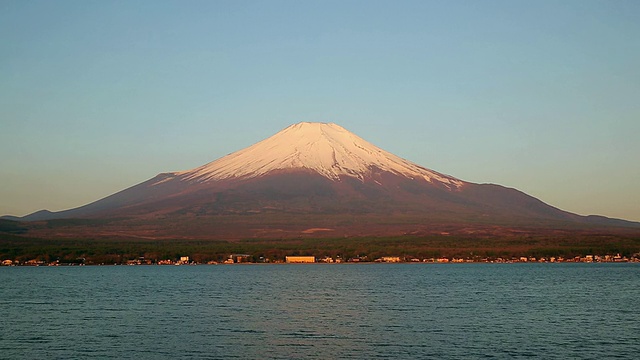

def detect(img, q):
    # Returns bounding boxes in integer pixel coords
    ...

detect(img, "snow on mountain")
[176,122,464,189]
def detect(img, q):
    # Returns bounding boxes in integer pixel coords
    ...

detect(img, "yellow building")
[285,256,315,263]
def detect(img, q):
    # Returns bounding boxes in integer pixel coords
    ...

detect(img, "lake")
[1,263,639,359]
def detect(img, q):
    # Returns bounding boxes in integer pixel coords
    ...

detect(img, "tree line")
[2,232,640,265]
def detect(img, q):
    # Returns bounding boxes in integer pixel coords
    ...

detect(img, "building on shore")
[285,256,315,263]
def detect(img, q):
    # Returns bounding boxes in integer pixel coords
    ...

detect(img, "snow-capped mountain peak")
[176,122,464,188]
[12,122,639,232]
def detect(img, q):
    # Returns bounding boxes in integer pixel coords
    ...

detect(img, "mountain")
[6,122,639,239]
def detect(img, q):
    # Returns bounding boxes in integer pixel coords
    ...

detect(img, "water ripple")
[0,264,639,359]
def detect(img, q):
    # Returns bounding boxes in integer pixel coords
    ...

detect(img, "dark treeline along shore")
[2,225,639,266]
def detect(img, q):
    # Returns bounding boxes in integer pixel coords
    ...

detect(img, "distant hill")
[0,219,28,234]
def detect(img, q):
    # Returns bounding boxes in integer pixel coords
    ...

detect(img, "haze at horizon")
[1,0,639,221]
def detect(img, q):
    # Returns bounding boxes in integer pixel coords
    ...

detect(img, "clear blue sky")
[1,0,639,221]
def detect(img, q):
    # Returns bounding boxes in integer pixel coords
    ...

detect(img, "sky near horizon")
[1,0,639,221]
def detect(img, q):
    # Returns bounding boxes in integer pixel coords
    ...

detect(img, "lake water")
[1,263,639,359]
